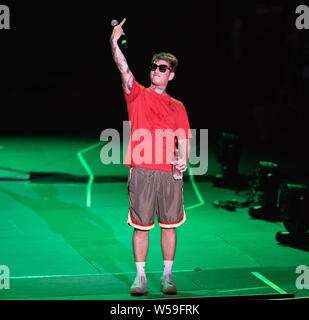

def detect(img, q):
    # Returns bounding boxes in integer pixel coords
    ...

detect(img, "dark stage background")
[1,1,308,154]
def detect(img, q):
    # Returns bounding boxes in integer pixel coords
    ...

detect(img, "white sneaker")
[130,275,148,296]
[161,274,177,295]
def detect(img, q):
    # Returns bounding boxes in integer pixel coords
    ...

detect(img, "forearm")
[110,38,133,93]
[110,39,130,74]
[178,139,190,163]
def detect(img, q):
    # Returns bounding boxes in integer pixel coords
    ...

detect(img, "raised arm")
[110,18,133,94]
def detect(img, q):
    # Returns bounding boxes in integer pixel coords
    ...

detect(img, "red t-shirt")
[123,77,192,172]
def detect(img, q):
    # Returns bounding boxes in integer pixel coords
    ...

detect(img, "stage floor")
[0,136,308,300]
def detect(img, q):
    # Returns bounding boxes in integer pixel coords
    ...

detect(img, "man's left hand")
[171,158,187,172]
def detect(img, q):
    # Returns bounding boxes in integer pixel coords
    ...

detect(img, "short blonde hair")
[151,52,178,72]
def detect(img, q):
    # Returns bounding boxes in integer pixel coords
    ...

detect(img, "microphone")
[111,19,128,49]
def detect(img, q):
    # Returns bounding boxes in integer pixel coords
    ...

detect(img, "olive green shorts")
[127,167,186,230]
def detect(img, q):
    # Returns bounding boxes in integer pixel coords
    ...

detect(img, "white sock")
[163,260,174,276]
[136,262,146,277]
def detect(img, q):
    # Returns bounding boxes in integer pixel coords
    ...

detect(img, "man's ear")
[168,72,175,81]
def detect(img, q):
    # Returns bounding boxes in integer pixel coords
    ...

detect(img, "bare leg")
[161,228,177,260]
[132,229,149,262]
[131,229,149,296]
[160,228,178,294]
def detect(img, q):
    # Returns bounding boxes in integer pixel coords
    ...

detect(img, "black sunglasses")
[149,63,171,73]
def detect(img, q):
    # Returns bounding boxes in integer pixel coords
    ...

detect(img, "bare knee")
[161,228,176,234]
[134,229,149,238]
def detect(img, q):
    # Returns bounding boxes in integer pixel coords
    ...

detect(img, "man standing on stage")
[110,18,191,296]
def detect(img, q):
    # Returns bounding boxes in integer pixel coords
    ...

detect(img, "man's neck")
[150,84,168,95]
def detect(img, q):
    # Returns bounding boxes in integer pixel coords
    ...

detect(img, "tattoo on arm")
[111,40,133,93]
[126,73,133,92]
[111,41,129,73]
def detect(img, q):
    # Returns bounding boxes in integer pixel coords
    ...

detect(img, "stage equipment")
[214,132,245,189]
[248,161,280,221]
[276,184,309,245]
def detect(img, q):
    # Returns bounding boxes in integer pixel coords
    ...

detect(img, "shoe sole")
[130,292,148,296]
[161,287,177,295]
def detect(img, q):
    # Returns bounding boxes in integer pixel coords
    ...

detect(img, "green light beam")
[185,162,205,211]
[8,269,195,280]
[77,142,103,207]
[251,272,287,294]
